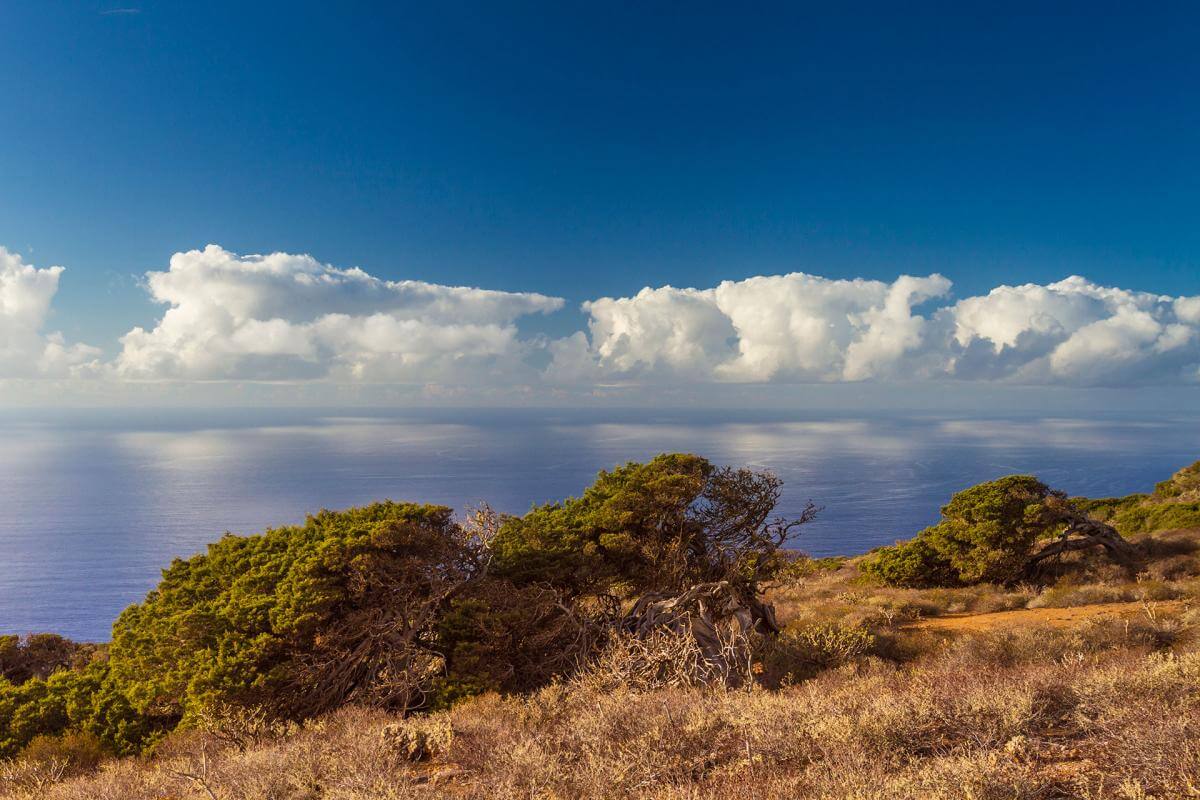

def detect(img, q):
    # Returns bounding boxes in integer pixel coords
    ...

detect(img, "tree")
[108,501,490,727]
[491,453,817,599]
[863,475,1137,587]
[4,454,818,752]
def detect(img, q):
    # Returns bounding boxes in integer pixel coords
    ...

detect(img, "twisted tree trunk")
[1023,507,1138,580]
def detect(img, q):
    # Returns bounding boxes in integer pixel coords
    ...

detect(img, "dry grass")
[14,638,1200,800]
[9,529,1200,800]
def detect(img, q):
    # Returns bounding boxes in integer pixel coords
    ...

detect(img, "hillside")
[3,458,1200,799]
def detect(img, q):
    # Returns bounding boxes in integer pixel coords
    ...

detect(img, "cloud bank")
[3,244,1199,395]
[556,273,1200,387]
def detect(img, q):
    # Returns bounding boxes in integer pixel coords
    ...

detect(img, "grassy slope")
[8,464,1200,799]
[9,526,1199,800]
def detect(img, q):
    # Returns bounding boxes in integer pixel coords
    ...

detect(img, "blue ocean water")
[2,408,1198,641]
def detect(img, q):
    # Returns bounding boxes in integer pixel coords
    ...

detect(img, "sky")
[1,2,1199,407]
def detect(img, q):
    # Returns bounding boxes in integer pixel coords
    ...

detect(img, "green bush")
[1154,460,1200,500]
[1071,494,1147,523]
[1111,502,1200,535]
[492,453,812,598]
[107,501,483,727]
[863,476,1056,587]
[0,660,148,759]
[1072,460,1200,535]
[861,537,958,588]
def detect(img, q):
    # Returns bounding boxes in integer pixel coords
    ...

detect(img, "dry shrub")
[0,758,70,798]
[1028,579,1183,609]
[17,732,106,774]
[1142,553,1200,581]
[0,731,107,796]
[574,627,755,693]
[382,717,454,762]
[760,622,875,685]
[17,648,1200,799]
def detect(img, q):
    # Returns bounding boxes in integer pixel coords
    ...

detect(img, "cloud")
[946,277,1200,385]
[553,273,1200,387]
[549,272,953,383]
[6,241,1200,393]
[115,245,563,382]
[0,247,100,378]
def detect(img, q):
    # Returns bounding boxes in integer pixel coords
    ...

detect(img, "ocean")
[2,407,1198,641]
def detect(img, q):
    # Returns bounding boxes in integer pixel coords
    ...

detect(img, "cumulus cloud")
[549,272,953,383]
[115,245,564,382]
[0,247,100,378]
[7,241,1200,391]
[947,277,1200,384]
[553,273,1200,387]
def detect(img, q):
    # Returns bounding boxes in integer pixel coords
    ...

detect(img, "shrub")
[860,536,957,588]
[1153,459,1200,501]
[108,501,487,730]
[1111,502,1200,535]
[0,659,149,759]
[761,622,875,684]
[491,453,816,598]
[0,635,94,686]
[572,628,755,692]
[863,475,1059,587]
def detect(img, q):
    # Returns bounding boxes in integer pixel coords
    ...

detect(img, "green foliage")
[492,453,804,597]
[492,454,713,594]
[0,660,148,759]
[863,476,1054,587]
[1110,502,1200,535]
[429,582,589,709]
[108,501,467,726]
[1071,494,1148,523]
[861,536,958,588]
[1072,460,1200,535]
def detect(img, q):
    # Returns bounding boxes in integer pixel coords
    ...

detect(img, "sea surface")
[2,407,1199,641]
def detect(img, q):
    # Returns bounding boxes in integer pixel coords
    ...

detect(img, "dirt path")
[908,599,1189,632]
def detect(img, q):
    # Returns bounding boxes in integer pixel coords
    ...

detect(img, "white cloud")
[115,245,564,382]
[0,247,100,378]
[554,273,1200,387]
[946,277,1200,384]
[5,241,1200,393]
[550,272,953,382]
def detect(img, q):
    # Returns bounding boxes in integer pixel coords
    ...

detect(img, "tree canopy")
[862,474,1140,588]
[491,453,815,598]
[863,475,1058,587]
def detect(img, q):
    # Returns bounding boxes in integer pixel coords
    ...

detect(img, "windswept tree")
[864,475,1137,587]
[109,502,495,728]
[489,454,818,686]
[491,453,818,600]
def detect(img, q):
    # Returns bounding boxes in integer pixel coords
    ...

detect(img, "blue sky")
[1,2,1199,404]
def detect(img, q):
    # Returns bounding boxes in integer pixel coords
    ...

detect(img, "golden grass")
[13,638,1199,799]
[8,528,1200,800]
